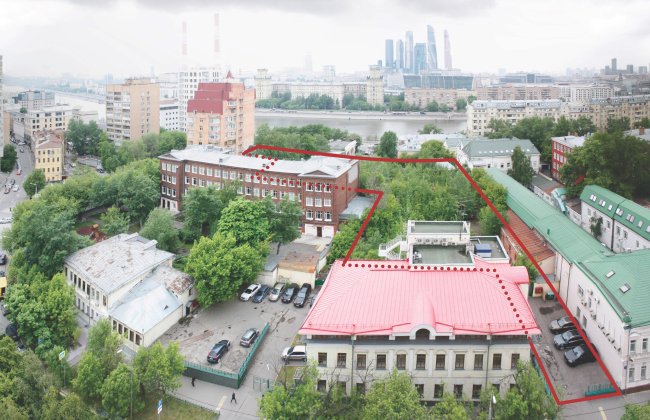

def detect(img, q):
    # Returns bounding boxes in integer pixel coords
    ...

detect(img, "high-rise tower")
[405,31,414,73]
[414,43,426,74]
[444,30,452,71]
[385,40,394,68]
[396,40,404,71]
[426,25,438,70]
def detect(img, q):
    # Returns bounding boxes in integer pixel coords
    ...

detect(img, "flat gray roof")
[340,196,375,219]
[413,245,473,265]
[411,221,468,234]
[471,237,507,260]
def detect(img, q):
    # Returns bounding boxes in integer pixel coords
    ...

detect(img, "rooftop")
[625,128,650,141]
[551,135,587,148]
[340,196,374,220]
[279,252,317,273]
[35,130,64,150]
[409,221,469,234]
[160,146,356,179]
[503,210,555,262]
[300,259,540,337]
[460,138,540,158]
[64,233,175,294]
[413,244,472,265]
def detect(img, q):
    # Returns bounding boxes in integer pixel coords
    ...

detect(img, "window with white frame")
[207,181,212,186]
[192,178,197,186]
[325,211,332,221]
[192,165,197,173]
[306,182,313,191]
[272,190,278,198]
[271,177,277,185]
[172,176,176,184]
[262,189,268,198]
[315,211,323,220]
[306,210,313,220]
[199,167,205,175]
[254,188,260,197]
[207,168,213,176]
[230,172,236,180]
[237,186,243,194]
[200,179,205,187]
[315,183,322,192]
[288,192,295,200]
[223,170,228,179]
[262,177,268,184]
[280,191,287,198]
[245,173,252,182]
[315,198,322,207]
[306,197,313,206]
[185,164,190,171]
[325,184,332,192]
[215,169,221,178]
[245,186,251,195]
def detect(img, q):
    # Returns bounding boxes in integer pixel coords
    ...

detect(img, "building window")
[643,338,648,352]
[337,353,346,368]
[325,184,332,192]
[396,354,406,370]
[631,340,637,354]
[357,354,366,369]
[493,354,502,369]
[262,189,268,198]
[315,198,322,207]
[317,380,327,391]
[455,354,465,370]
[318,353,327,367]
[434,384,444,399]
[453,384,463,399]
[436,354,445,370]
[642,365,647,380]
[629,367,635,382]
[315,211,323,220]
[306,210,313,220]
[416,354,426,370]
[377,354,387,369]
[306,197,313,206]
[357,383,366,394]
[578,286,584,299]
[245,186,251,195]
[325,212,332,221]
[306,183,313,191]
[415,384,424,397]
[324,198,332,207]
[511,353,520,369]
[474,354,484,370]
[472,384,482,399]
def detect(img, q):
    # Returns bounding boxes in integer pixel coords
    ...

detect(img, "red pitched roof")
[300,259,540,337]
[187,99,224,115]
[503,210,555,262]
[226,70,234,79]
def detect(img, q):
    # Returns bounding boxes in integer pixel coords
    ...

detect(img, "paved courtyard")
[529,296,613,401]
[160,285,313,377]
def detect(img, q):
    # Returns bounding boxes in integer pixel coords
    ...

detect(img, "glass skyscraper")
[385,39,394,68]
[427,25,438,70]
[414,43,426,74]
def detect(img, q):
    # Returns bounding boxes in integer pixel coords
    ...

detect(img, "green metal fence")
[586,382,619,397]
[237,323,270,388]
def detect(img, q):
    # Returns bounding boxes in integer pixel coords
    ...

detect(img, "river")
[255,113,466,138]
[43,94,468,137]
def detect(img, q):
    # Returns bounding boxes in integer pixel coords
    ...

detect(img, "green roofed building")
[457,138,540,173]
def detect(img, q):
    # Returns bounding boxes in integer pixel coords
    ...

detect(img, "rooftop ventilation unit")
[425,239,431,243]
[605,271,615,278]
[620,284,631,293]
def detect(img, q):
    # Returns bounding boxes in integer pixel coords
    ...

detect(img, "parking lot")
[529,297,611,401]
[159,284,314,378]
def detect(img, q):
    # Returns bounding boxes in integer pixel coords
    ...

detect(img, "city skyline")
[1,0,650,78]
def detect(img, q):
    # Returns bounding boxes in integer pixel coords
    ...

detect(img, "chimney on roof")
[640,127,645,135]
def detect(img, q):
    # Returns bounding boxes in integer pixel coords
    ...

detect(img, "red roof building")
[298,258,539,400]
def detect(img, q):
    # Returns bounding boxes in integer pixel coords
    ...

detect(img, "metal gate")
[253,376,277,393]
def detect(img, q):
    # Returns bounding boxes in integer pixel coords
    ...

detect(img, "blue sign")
[158,399,162,414]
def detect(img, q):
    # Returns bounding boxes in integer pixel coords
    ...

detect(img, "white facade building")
[456,137,540,172]
[178,67,221,132]
[160,100,180,132]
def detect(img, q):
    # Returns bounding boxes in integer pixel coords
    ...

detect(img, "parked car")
[3,188,9,194]
[293,283,312,308]
[12,186,18,192]
[564,344,598,366]
[0,217,12,224]
[5,324,17,339]
[281,345,307,363]
[269,282,287,302]
[9,179,15,185]
[549,316,575,334]
[70,163,76,167]
[1,303,11,316]
[0,255,6,265]
[240,283,261,301]
[19,149,24,153]
[97,168,105,173]
[16,170,21,175]
[554,329,587,350]
[310,289,321,308]
[240,328,260,347]
[0,271,4,277]
[252,285,270,303]
[207,340,230,363]
[281,283,300,303]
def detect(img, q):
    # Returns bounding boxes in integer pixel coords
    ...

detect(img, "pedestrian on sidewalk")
[191,375,196,387]
[231,392,237,404]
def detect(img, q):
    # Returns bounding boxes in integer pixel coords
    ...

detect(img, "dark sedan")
[281,283,300,303]
[293,283,312,308]
[564,344,598,367]
[554,329,586,350]
[0,255,6,265]
[207,340,230,363]
[252,285,271,303]
[549,316,575,334]
[240,328,260,347]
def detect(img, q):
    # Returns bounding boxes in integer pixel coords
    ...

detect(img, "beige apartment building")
[467,100,591,137]
[186,72,256,152]
[11,105,74,142]
[556,84,614,103]
[253,69,273,100]
[405,88,477,109]
[476,85,558,101]
[12,90,56,111]
[34,130,64,182]
[106,78,160,146]
[589,96,650,132]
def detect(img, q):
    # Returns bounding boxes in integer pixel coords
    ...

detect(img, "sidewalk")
[67,313,90,366]
[172,375,261,419]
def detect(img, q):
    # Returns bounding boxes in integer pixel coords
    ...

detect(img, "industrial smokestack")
[182,21,188,69]
[214,13,221,72]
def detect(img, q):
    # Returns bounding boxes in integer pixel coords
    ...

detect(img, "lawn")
[139,392,216,420]
[128,224,141,233]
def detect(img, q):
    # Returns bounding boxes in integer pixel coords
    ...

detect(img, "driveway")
[529,297,612,401]
[159,285,312,382]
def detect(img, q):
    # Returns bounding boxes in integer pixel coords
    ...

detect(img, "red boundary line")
[242,144,622,405]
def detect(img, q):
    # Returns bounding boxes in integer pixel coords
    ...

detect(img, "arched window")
[415,329,430,340]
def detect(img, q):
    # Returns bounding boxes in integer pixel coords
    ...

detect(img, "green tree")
[621,402,650,420]
[590,215,603,239]
[267,195,303,254]
[43,273,77,348]
[66,119,103,155]
[606,117,632,134]
[467,95,477,104]
[258,360,323,419]
[121,173,160,228]
[507,146,535,186]
[510,116,555,151]
[375,131,398,159]
[571,116,597,136]
[426,101,439,112]
[346,133,363,152]
[440,103,450,113]
[633,117,650,129]
[553,116,572,137]
[514,253,539,282]
[487,119,513,139]
[343,93,355,108]
[73,352,105,401]
[101,363,144,418]
[361,368,428,420]
[418,124,443,134]
[85,318,124,375]
[217,197,271,246]
[456,98,467,111]
[0,397,29,419]
[328,218,361,264]
[1,144,18,172]
[100,205,129,237]
[44,345,72,388]
[185,233,268,307]
[413,140,454,159]
[140,207,180,252]
[133,341,185,395]
[432,392,472,419]
[42,388,96,420]
[182,183,238,235]
[20,107,28,114]
[23,169,47,197]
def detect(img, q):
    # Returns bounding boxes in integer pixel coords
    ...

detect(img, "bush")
[178,228,197,244]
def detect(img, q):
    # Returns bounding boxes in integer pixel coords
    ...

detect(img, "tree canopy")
[507,145,535,186]
[418,124,443,135]
[1,144,18,172]
[23,169,46,198]
[375,131,398,159]
[66,119,103,155]
[140,207,180,252]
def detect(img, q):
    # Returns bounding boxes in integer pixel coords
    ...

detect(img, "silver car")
[269,282,287,302]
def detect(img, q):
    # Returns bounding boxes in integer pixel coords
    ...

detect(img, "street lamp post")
[488,389,496,419]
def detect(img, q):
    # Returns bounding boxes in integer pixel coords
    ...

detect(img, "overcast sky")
[1,0,649,79]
